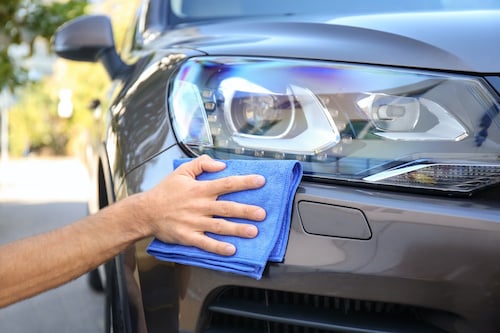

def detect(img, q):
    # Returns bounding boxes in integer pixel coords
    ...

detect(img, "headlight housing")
[169,57,500,195]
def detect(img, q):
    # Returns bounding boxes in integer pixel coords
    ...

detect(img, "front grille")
[201,287,452,333]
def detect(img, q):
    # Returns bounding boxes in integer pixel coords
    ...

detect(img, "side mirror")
[53,15,131,80]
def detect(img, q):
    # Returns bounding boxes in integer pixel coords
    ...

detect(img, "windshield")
[170,0,500,21]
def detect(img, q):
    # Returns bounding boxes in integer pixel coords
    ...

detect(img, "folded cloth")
[146,158,303,280]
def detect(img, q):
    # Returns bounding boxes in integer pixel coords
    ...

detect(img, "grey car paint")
[54,2,500,332]
[117,16,500,333]
[124,145,500,332]
[112,10,500,333]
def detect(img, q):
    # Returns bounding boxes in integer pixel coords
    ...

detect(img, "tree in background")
[2,0,137,157]
[1,0,88,156]
[0,0,88,91]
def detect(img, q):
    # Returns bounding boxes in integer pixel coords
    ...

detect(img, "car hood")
[158,10,500,74]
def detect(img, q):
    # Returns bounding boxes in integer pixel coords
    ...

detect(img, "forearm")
[0,156,266,308]
[0,193,149,308]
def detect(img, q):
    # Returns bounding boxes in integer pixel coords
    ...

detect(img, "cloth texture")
[146,158,303,280]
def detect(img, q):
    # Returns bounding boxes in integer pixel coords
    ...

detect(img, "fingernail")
[246,225,258,237]
[254,208,266,220]
[254,175,266,186]
[224,244,236,255]
[214,160,226,168]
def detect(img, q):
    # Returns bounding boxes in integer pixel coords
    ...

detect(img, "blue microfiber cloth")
[146,158,302,280]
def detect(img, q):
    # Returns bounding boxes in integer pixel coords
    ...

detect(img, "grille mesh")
[202,286,450,333]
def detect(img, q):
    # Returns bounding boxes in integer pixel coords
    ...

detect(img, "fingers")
[186,219,260,256]
[208,200,266,221]
[206,174,266,196]
[159,217,260,257]
[202,217,259,238]
[151,155,268,257]
[189,233,237,256]
[176,155,226,178]
[197,155,227,173]
[175,155,266,195]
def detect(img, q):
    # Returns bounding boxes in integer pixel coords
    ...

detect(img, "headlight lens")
[169,57,500,194]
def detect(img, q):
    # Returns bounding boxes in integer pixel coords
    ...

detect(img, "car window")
[170,0,500,21]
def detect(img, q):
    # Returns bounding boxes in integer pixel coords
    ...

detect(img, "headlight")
[169,57,500,195]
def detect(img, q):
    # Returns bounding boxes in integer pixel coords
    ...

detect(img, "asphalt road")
[0,158,105,333]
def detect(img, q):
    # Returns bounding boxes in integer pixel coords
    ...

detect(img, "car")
[53,0,500,332]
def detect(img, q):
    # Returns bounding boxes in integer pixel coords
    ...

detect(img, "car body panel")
[148,11,500,74]
[114,7,500,331]
[124,146,500,332]
[54,1,500,332]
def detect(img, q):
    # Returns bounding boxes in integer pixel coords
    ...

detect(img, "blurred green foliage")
[3,0,138,157]
[0,0,88,90]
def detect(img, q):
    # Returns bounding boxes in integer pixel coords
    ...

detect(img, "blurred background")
[0,0,138,331]
[1,0,137,161]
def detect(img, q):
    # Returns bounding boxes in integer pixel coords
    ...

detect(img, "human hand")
[141,155,266,256]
